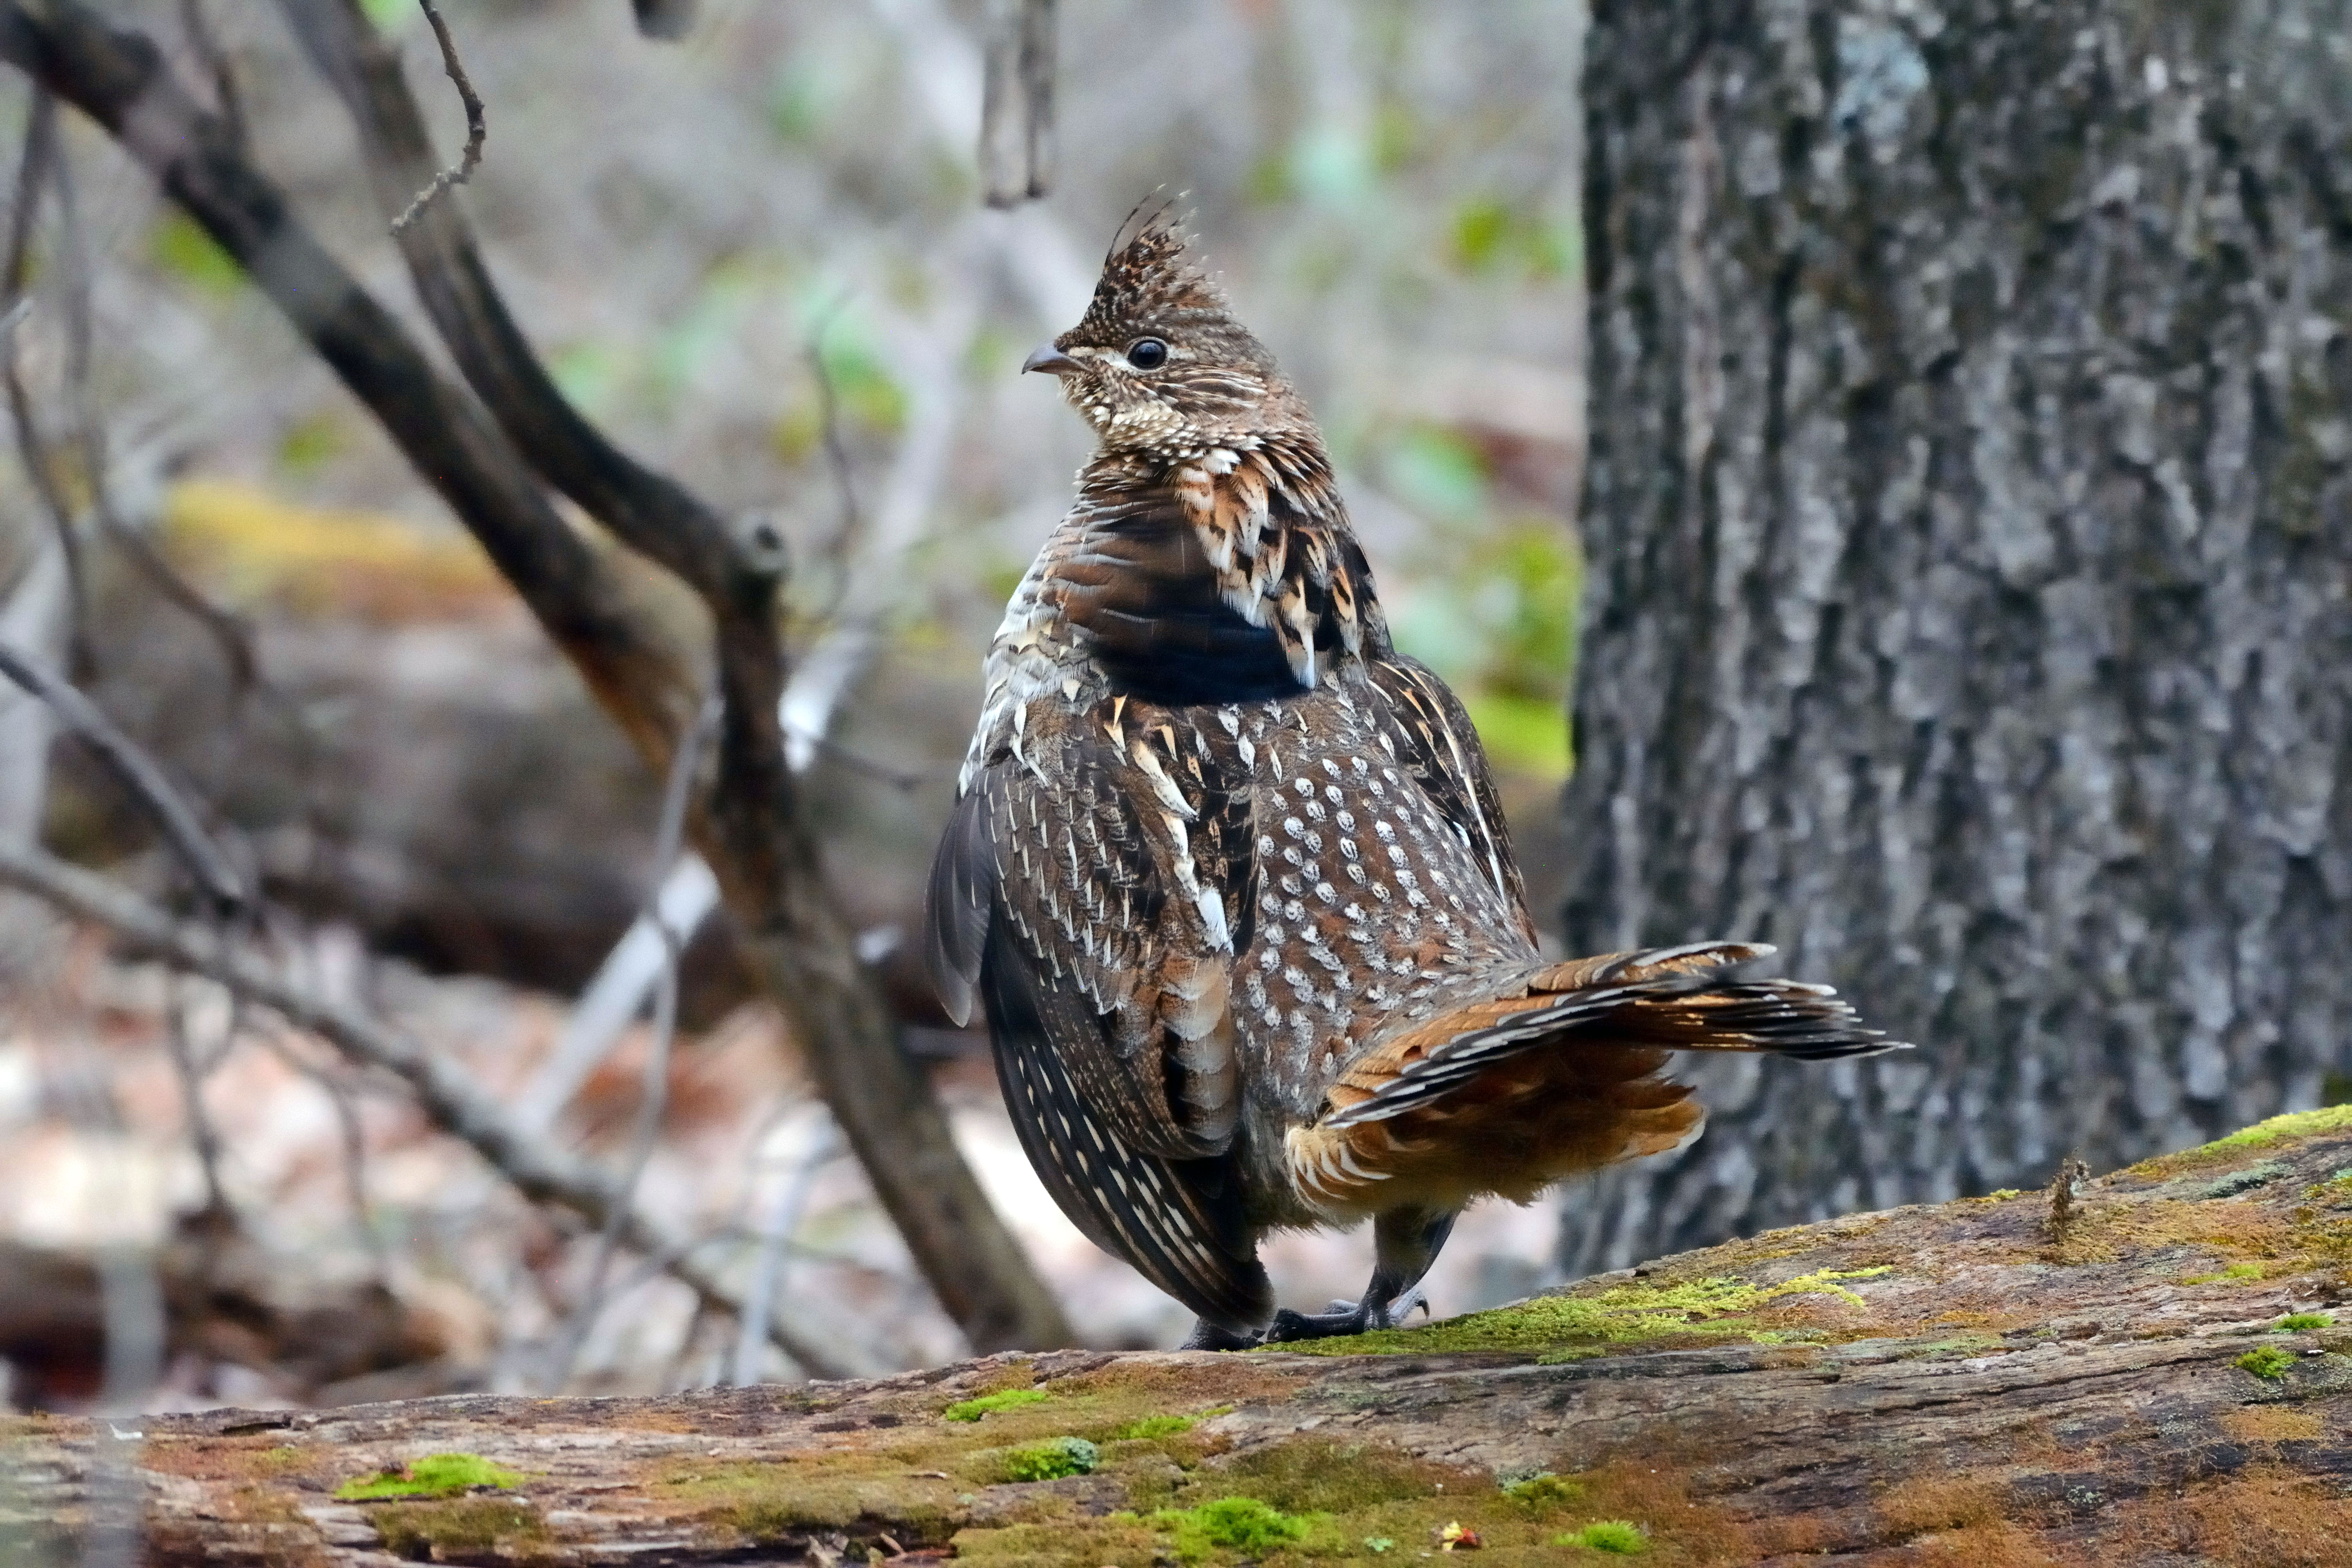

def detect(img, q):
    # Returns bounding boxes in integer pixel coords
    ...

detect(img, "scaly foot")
[1180,1317,1265,1351]
[1261,1286,1429,1343]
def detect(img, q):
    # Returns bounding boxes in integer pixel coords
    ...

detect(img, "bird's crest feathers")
[1068,201,1229,346]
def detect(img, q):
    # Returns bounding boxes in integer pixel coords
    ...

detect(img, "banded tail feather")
[1286,942,1905,1216]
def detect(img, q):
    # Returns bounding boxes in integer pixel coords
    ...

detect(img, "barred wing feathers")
[924,701,1272,1331]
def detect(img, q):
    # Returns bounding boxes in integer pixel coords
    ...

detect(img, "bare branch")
[0,1,701,758]
[550,692,721,1390]
[272,0,1073,1352]
[176,0,243,147]
[46,117,266,698]
[388,0,483,235]
[630,0,697,41]
[733,1116,840,1386]
[5,0,1068,1354]
[163,978,233,1218]
[2,89,94,676]
[806,303,865,613]
[979,0,1056,207]
[0,839,862,1381]
[252,1024,390,1278]
[0,641,246,912]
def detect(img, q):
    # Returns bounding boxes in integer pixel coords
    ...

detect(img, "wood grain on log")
[13,1110,2352,1564]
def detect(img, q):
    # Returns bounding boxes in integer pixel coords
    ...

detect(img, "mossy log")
[14,1111,2352,1566]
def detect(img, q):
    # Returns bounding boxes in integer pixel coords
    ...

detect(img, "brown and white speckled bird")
[926,211,1904,1347]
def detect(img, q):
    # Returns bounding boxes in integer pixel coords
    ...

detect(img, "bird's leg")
[1179,1317,1265,1351]
[1263,1206,1458,1343]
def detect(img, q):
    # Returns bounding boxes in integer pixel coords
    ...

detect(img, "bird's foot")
[1262,1286,1430,1343]
[1179,1317,1265,1351]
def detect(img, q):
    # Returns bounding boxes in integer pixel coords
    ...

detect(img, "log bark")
[11,1111,2352,1565]
[1563,0,2352,1272]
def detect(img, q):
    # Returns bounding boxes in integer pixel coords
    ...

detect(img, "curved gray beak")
[1022,342,1080,376]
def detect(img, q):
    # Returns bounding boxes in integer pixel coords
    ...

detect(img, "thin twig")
[48,124,262,698]
[389,0,485,235]
[2,90,95,677]
[661,1298,710,1392]
[163,976,232,1218]
[0,642,246,912]
[789,728,935,792]
[252,1023,391,1279]
[979,0,1056,207]
[0,840,866,1379]
[16,0,1068,1354]
[732,1117,841,1385]
[806,298,864,615]
[177,0,244,148]
[549,691,721,1389]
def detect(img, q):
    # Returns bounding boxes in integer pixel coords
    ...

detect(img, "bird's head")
[1024,207,1313,457]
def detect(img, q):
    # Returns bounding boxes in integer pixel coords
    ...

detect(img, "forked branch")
[0,840,862,1380]
[389,0,483,234]
[1,0,1073,1354]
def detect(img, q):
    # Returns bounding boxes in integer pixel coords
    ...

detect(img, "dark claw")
[1180,1318,1265,1351]
[1262,1286,1429,1343]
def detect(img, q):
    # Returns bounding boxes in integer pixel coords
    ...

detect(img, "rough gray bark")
[1562,0,2352,1272]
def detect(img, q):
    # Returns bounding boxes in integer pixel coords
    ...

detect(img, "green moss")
[951,1519,1163,1566]
[659,1456,967,1543]
[1144,1496,1322,1560]
[1210,1438,1470,1513]
[335,1454,521,1501]
[2237,1345,2296,1381]
[2183,1261,2267,1285]
[1895,1332,2004,1360]
[371,1497,544,1559]
[2278,1313,2334,1332]
[943,1387,1050,1422]
[1560,1518,1649,1553]
[1272,1267,1891,1358]
[2138,1106,2352,1175]
[1108,1414,1197,1440]
[1984,1188,2025,1200]
[1503,1472,1584,1509]
[990,1437,1100,1483]
[719,1479,960,1542]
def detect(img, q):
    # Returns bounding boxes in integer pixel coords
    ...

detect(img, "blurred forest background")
[4,0,2348,1424]
[0,0,1591,1408]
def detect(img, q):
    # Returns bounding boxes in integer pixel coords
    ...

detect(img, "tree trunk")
[13,1111,2352,1565]
[1562,0,2352,1272]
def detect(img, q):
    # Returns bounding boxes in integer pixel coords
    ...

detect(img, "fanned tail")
[1285,942,1906,1217]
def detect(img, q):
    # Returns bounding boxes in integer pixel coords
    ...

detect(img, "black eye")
[1125,337,1169,370]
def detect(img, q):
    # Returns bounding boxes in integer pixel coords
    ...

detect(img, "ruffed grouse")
[927,212,1902,1347]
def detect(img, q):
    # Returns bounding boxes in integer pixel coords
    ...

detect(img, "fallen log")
[10,1108,2352,1565]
